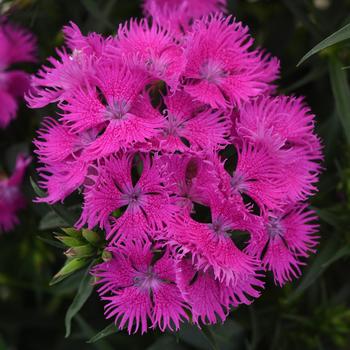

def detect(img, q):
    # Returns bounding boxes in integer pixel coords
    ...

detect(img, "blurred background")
[1,0,350,349]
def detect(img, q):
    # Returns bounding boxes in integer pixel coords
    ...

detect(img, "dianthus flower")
[0,18,36,128]
[28,4,322,334]
[182,14,280,109]
[93,242,189,333]
[0,154,31,232]
[143,0,227,33]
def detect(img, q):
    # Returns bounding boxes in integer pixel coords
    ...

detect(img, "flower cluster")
[0,18,36,128]
[28,0,322,334]
[0,154,31,233]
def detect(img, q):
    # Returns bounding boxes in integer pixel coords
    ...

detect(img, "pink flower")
[60,62,164,159]
[182,14,279,109]
[0,154,31,232]
[155,91,231,152]
[77,153,176,244]
[34,118,99,203]
[93,242,189,334]
[214,141,285,211]
[236,96,323,203]
[143,0,227,34]
[63,21,112,57]
[176,258,262,324]
[157,153,222,214]
[168,194,262,289]
[245,205,319,286]
[0,19,36,128]
[110,19,185,90]
[26,47,95,108]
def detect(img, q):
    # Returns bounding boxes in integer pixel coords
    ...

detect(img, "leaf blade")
[298,22,350,66]
[65,263,95,337]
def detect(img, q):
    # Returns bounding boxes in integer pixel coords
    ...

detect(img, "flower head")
[77,153,176,244]
[245,205,319,286]
[112,19,185,90]
[93,242,188,334]
[0,19,36,128]
[143,0,227,34]
[182,14,279,109]
[0,154,31,232]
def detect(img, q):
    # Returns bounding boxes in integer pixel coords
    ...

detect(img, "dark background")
[1,0,350,349]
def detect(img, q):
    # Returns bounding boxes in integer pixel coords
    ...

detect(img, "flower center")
[122,186,143,208]
[208,217,231,237]
[0,183,19,201]
[104,100,130,120]
[200,60,226,83]
[133,268,160,291]
[164,112,184,136]
[230,171,247,193]
[267,217,284,239]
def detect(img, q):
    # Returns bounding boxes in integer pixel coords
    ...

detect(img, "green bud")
[66,244,95,258]
[102,250,112,262]
[61,227,82,239]
[82,229,101,246]
[50,257,89,285]
[56,235,84,247]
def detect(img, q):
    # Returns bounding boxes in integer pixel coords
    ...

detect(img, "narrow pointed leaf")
[298,22,350,66]
[87,323,119,343]
[65,263,95,337]
[328,55,350,143]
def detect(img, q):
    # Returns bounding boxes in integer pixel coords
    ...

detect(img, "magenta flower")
[27,10,323,333]
[182,14,279,109]
[26,21,106,109]
[60,62,164,159]
[34,118,99,203]
[176,258,262,324]
[110,19,185,90]
[155,91,231,152]
[212,141,285,212]
[236,96,323,203]
[245,205,319,286]
[169,194,262,288]
[93,242,189,334]
[0,154,31,232]
[0,19,36,128]
[77,153,176,244]
[143,0,227,33]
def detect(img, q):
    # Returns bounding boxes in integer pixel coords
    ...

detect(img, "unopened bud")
[102,250,112,262]
[82,229,101,246]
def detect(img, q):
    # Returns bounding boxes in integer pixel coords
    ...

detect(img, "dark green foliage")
[1,0,350,349]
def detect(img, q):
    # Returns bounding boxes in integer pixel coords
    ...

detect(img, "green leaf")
[30,176,46,198]
[328,56,350,143]
[201,325,219,350]
[87,322,119,343]
[286,238,349,303]
[298,22,350,66]
[39,211,69,230]
[76,315,113,350]
[65,264,95,337]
